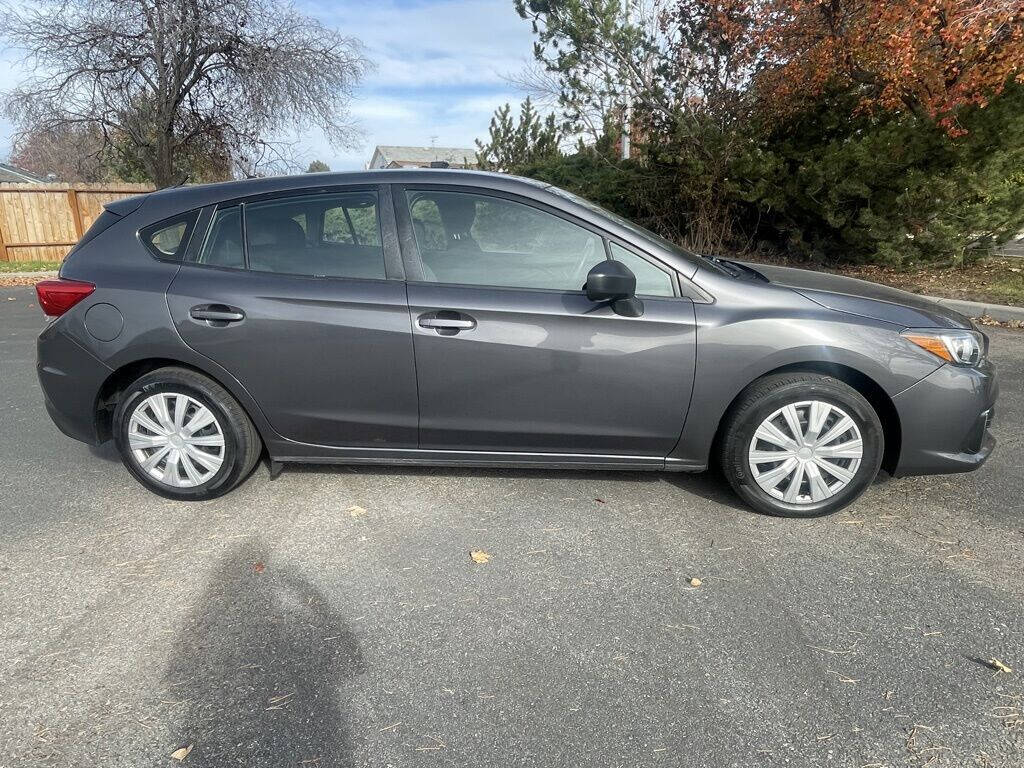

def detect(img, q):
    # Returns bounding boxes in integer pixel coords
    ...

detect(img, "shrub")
[745,83,1024,266]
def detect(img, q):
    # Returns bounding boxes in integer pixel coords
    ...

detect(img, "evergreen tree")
[475,98,563,172]
[750,82,1024,265]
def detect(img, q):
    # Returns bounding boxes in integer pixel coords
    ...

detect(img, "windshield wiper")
[706,256,743,277]
[707,257,767,281]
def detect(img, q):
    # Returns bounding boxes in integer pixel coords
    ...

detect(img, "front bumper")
[891,359,998,476]
[37,323,112,445]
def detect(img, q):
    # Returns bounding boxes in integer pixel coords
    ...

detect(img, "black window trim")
[179,183,404,281]
[183,203,245,271]
[181,206,214,263]
[137,209,202,263]
[603,238,680,299]
[392,183,697,300]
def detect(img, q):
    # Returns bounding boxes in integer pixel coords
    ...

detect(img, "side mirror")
[585,260,644,317]
[586,260,636,302]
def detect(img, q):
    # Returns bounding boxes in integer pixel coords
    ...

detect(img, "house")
[367,145,477,170]
[0,162,50,183]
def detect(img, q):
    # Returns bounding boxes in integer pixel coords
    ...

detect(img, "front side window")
[407,190,604,291]
[608,242,675,297]
[245,192,386,279]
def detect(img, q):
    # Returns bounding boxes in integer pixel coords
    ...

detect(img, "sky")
[0,0,536,171]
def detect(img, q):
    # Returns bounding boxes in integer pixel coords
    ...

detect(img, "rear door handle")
[417,311,476,334]
[419,318,475,330]
[190,304,245,324]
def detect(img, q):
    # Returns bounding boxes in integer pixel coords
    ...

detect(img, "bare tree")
[8,124,111,182]
[1,0,370,187]
[506,62,611,145]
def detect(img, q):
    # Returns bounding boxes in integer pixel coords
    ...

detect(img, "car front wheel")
[719,373,884,517]
[113,367,262,500]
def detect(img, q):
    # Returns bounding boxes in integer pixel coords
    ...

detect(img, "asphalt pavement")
[1,285,1022,767]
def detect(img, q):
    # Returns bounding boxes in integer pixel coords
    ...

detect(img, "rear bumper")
[37,323,111,445]
[892,359,998,477]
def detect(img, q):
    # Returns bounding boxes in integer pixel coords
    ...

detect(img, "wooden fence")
[0,183,155,262]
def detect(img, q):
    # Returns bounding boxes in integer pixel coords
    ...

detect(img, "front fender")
[670,297,941,467]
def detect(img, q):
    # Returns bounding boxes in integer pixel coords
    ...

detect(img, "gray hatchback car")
[36,170,997,517]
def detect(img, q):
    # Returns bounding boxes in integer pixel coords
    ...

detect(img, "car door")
[394,185,697,458]
[166,185,418,448]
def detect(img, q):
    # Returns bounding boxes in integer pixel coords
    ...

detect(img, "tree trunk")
[150,130,177,188]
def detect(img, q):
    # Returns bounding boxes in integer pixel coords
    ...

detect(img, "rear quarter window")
[139,211,200,261]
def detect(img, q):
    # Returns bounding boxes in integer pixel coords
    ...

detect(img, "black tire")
[718,373,883,518]
[113,366,262,500]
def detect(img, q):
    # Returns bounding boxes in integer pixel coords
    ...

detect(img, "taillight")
[35,279,95,317]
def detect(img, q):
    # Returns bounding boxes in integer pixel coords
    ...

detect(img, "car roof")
[141,169,550,214]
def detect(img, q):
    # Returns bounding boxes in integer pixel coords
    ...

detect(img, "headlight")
[901,328,985,366]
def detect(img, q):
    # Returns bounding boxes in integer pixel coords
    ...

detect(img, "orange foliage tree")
[754,0,1024,131]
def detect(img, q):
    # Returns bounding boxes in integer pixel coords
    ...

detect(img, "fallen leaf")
[253,561,265,573]
[826,669,860,684]
[170,744,193,761]
[470,550,491,564]
[594,498,605,504]
[989,658,1013,674]
[690,577,702,587]
[6,297,15,301]
[348,505,367,517]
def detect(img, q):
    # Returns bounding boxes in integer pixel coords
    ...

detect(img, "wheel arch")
[712,361,901,476]
[94,356,273,451]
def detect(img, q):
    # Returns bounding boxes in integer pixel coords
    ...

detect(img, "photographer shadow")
[163,537,364,766]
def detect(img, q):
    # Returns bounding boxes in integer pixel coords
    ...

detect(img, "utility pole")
[621,0,631,161]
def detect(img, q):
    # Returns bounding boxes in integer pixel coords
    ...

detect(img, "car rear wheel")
[718,373,883,517]
[113,367,261,500]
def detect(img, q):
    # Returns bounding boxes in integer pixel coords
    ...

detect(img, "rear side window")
[244,192,386,279]
[140,211,199,261]
[196,206,244,269]
[323,199,382,246]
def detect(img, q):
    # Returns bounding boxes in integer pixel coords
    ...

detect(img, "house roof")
[371,145,477,168]
[0,162,49,183]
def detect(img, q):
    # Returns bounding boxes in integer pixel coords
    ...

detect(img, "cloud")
[285,87,518,171]
[0,51,29,159]
[348,97,421,122]
[0,0,538,169]
[448,93,520,115]
[305,0,534,88]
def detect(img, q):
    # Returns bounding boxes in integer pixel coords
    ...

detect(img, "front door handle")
[419,318,475,330]
[190,304,245,324]
[417,311,476,335]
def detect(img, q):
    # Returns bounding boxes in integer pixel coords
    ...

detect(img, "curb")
[2,271,1022,322]
[927,296,1024,324]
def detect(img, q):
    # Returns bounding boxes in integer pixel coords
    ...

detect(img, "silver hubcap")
[747,400,864,505]
[127,393,226,488]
